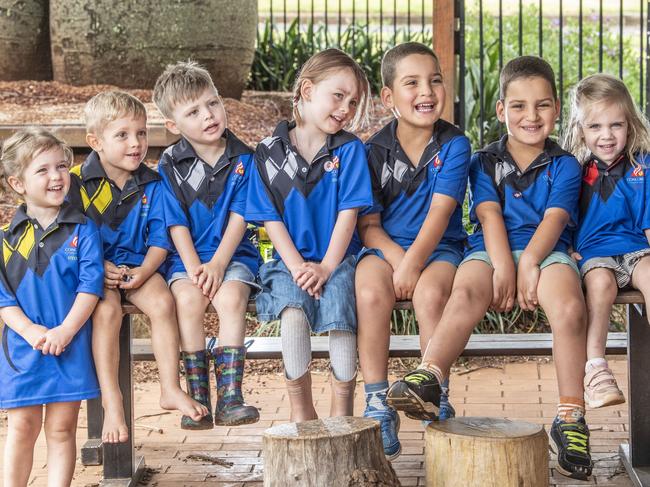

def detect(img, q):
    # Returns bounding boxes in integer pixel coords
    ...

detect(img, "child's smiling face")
[580,101,628,165]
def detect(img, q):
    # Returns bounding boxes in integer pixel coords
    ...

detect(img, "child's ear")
[554,98,561,120]
[496,99,506,123]
[85,133,102,152]
[6,175,25,196]
[164,119,181,136]
[300,79,314,103]
[380,86,394,109]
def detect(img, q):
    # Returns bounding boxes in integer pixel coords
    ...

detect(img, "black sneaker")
[386,369,441,421]
[550,415,593,480]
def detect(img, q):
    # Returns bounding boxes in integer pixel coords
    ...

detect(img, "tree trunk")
[263,417,401,487]
[425,417,548,487]
[0,0,51,80]
[49,0,256,98]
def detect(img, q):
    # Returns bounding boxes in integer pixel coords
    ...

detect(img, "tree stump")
[263,417,401,487]
[425,417,548,487]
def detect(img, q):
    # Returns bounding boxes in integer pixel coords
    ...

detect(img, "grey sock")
[281,307,312,380]
[329,330,357,381]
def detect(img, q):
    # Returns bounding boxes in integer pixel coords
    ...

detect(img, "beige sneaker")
[584,365,625,408]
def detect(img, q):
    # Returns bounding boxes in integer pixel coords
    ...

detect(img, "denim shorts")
[461,249,580,276]
[358,245,463,268]
[255,255,358,334]
[580,248,650,288]
[167,260,261,294]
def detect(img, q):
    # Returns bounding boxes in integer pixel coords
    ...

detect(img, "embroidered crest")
[235,161,245,176]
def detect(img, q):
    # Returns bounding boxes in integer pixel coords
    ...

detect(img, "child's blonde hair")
[84,91,147,135]
[153,60,217,119]
[292,48,371,131]
[563,73,650,165]
[0,128,73,197]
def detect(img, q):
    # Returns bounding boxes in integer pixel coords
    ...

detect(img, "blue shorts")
[461,250,580,276]
[255,255,358,334]
[358,245,463,268]
[167,260,261,294]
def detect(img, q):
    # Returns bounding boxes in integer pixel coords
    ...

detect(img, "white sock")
[281,307,312,380]
[329,330,357,382]
[585,357,608,373]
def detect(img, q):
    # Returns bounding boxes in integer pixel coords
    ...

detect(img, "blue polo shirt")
[363,118,471,253]
[0,203,103,408]
[245,120,373,261]
[158,129,260,277]
[69,152,170,268]
[467,135,582,255]
[575,153,650,265]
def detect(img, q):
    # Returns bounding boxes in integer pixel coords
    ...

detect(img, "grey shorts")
[580,249,650,288]
[461,249,580,275]
[167,260,261,293]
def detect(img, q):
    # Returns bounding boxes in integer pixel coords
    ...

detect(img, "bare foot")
[102,400,129,443]
[160,386,209,421]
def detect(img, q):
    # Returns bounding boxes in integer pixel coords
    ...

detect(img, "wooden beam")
[433,0,457,124]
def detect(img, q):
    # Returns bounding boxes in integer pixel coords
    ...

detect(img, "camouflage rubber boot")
[212,346,260,426]
[180,350,214,430]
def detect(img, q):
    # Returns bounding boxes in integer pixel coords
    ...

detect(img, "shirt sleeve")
[66,173,84,211]
[546,155,582,227]
[0,258,17,308]
[468,152,500,209]
[244,145,282,223]
[229,154,252,217]
[76,220,105,298]
[337,139,374,212]
[145,181,172,251]
[157,156,190,228]
[359,143,384,216]
[434,135,471,204]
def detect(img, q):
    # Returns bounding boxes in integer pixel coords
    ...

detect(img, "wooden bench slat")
[131,332,627,361]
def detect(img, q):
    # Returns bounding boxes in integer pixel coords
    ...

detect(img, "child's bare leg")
[355,255,395,385]
[92,288,128,443]
[212,280,250,346]
[4,405,42,487]
[43,401,80,487]
[171,279,210,351]
[537,264,587,400]
[583,269,617,360]
[127,274,207,421]
[631,256,650,324]
[421,260,493,376]
[412,261,456,353]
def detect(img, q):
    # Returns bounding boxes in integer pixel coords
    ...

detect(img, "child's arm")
[120,247,168,290]
[40,293,100,356]
[264,220,306,277]
[0,307,47,350]
[196,212,247,299]
[478,201,516,312]
[357,214,405,268]
[170,226,202,278]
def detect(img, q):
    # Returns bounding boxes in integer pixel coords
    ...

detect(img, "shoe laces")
[560,423,589,455]
[405,370,435,386]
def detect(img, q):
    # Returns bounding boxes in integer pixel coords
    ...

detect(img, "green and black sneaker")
[386,368,441,421]
[550,415,593,480]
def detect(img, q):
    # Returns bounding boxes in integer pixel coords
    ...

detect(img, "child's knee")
[451,282,488,306]
[551,298,586,334]
[173,285,206,311]
[413,285,449,314]
[214,284,249,316]
[585,270,617,295]
[146,292,176,320]
[9,413,41,441]
[44,422,76,443]
[93,299,123,330]
[356,280,394,309]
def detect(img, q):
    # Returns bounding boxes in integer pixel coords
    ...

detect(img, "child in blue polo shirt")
[356,42,471,459]
[0,129,103,486]
[68,91,208,444]
[246,49,373,422]
[563,73,650,409]
[153,61,261,429]
[388,56,593,480]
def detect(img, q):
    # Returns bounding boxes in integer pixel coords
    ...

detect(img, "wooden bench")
[81,291,650,487]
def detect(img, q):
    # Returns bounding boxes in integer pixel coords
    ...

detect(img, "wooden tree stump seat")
[262,416,401,487]
[425,417,548,487]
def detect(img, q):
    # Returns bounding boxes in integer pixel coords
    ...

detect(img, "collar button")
[301,167,308,173]
[38,242,44,248]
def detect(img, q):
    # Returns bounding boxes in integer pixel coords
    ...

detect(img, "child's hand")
[119,266,147,291]
[297,262,332,298]
[491,263,516,312]
[392,257,421,301]
[571,251,582,261]
[40,325,76,356]
[193,262,225,299]
[517,254,540,311]
[104,261,126,289]
[22,323,48,350]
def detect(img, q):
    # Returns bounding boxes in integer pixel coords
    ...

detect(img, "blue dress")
[0,203,104,408]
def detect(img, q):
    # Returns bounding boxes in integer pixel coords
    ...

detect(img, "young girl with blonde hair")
[564,73,650,408]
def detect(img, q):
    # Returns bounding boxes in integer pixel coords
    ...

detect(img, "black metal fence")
[255,1,648,147]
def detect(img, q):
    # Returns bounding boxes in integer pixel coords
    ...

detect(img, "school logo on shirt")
[632,165,645,177]
[433,154,443,168]
[65,236,79,261]
[235,161,245,176]
[140,193,151,217]
[324,156,340,173]
[141,194,148,206]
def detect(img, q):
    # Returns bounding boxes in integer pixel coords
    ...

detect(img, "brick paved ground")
[0,357,632,486]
